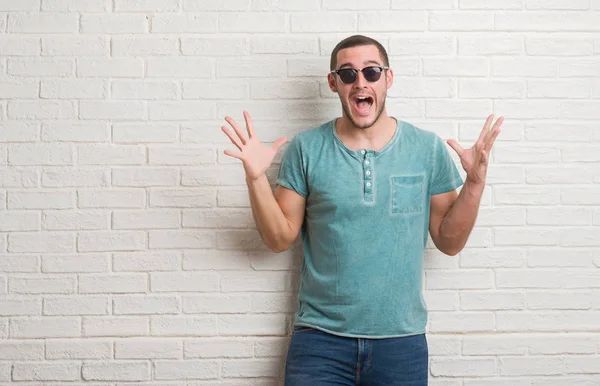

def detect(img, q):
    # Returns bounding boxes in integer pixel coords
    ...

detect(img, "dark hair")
[330,35,389,71]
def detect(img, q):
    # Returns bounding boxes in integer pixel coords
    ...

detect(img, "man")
[221,35,502,385]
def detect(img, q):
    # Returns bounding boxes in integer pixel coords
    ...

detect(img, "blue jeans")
[284,326,428,386]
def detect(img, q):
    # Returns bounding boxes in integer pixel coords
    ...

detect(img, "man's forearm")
[246,175,295,252]
[437,180,486,255]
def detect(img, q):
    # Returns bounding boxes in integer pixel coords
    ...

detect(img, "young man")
[221,35,502,385]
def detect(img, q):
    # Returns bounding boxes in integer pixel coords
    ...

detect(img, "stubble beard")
[341,94,387,130]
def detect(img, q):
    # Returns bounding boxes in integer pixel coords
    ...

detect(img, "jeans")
[284,326,429,386]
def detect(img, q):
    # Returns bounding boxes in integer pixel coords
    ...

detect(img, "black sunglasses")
[330,66,389,84]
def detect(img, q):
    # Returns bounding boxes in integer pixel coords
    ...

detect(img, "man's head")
[328,35,393,130]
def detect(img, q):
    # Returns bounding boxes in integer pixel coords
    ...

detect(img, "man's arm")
[429,182,484,256]
[221,111,305,253]
[429,114,503,256]
[247,177,306,252]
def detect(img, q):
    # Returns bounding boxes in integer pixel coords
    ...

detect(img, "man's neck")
[335,114,397,152]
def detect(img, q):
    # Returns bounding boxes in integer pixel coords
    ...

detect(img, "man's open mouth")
[352,96,374,115]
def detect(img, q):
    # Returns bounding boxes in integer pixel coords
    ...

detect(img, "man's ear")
[386,67,394,90]
[328,73,338,93]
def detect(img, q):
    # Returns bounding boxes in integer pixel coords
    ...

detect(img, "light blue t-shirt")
[276,118,463,338]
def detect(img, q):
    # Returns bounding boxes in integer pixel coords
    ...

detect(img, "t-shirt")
[276,118,463,338]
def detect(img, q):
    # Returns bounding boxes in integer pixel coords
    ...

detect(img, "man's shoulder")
[397,119,440,146]
[290,120,334,148]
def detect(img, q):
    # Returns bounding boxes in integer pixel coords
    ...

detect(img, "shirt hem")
[293,322,426,339]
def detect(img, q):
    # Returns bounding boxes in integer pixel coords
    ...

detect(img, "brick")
[424,57,489,76]
[250,36,318,54]
[291,12,357,33]
[0,168,38,188]
[113,251,181,272]
[112,168,178,187]
[83,316,149,337]
[0,36,39,55]
[431,358,497,377]
[218,57,286,78]
[187,0,249,10]
[9,144,72,166]
[426,100,492,118]
[527,37,594,55]
[492,57,558,77]
[113,209,180,230]
[77,58,144,78]
[151,13,217,33]
[185,338,253,358]
[112,36,178,56]
[42,122,110,142]
[219,12,285,33]
[44,296,110,315]
[560,58,600,77]
[460,0,523,8]
[78,144,145,166]
[112,80,179,100]
[43,210,109,230]
[82,14,148,33]
[83,362,150,381]
[79,274,147,294]
[9,232,75,252]
[560,228,600,246]
[114,295,179,315]
[500,357,564,376]
[151,272,220,292]
[429,11,495,30]
[392,0,455,8]
[154,360,219,380]
[0,255,38,272]
[8,13,78,33]
[9,276,73,295]
[42,254,109,273]
[12,362,80,381]
[496,11,600,31]
[147,57,213,78]
[78,189,145,209]
[46,339,112,359]
[527,249,593,267]
[218,315,287,336]
[116,338,182,359]
[0,122,38,143]
[41,79,106,99]
[426,270,494,290]
[0,341,44,359]
[0,0,39,11]
[527,291,592,310]
[183,80,248,100]
[459,35,524,55]
[495,228,559,246]
[149,188,215,208]
[222,359,280,378]
[150,315,217,336]
[181,37,248,56]
[149,146,215,165]
[113,123,178,143]
[0,79,38,99]
[182,208,253,229]
[42,36,108,56]
[460,291,525,310]
[78,231,146,252]
[527,207,591,225]
[0,211,39,231]
[526,0,590,9]
[359,11,427,31]
[80,101,146,120]
[389,35,455,55]
[10,317,80,338]
[429,312,495,332]
[183,294,250,314]
[8,101,77,120]
[9,190,74,209]
[149,230,215,249]
[42,0,110,11]
[181,167,246,186]
[462,335,527,355]
[148,101,216,121]
[114,0,179,12]
[527,80,591,98]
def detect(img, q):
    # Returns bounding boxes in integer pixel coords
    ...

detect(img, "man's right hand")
[221,111,287,182]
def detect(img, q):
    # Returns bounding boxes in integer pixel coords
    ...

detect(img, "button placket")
[362,151,374,200]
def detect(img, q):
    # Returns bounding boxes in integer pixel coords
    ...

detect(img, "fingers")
[484,116,503,152]
[271,137,288,151]
[224,149,243,160]
[447,139,465,157]
[221,126,243,151]
[477,114,494,144]
[243,111,255,139]
[224,116,247,145]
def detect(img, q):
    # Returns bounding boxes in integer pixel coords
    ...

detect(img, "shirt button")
[360,150,366,155]
[366,171,371,176]
[366,182,371,187]
[365,160,370,165]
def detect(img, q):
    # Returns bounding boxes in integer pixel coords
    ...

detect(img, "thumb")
[271,137,288,151]
[447,139,464,157]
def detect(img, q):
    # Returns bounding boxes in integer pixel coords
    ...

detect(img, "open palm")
[221,111,287,181]
[447,115,503,185]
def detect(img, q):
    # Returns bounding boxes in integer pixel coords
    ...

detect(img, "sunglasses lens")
[363,67,383,82]
[338,69,357,84]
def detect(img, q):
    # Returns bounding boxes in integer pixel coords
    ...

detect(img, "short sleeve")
[276,135,308,198]
[430,135,464,195]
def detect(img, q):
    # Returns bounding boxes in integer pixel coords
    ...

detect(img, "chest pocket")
[391,175,425,214]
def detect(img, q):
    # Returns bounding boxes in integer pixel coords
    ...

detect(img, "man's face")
[328,44,394,129]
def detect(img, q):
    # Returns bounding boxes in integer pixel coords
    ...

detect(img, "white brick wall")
[0,1,598,385]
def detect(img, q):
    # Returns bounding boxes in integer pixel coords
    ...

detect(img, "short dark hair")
[330,35,389,71]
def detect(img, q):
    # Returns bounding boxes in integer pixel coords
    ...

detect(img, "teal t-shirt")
[276,118,463,338]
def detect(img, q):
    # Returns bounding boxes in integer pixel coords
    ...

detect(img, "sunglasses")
[330,66,389,84]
